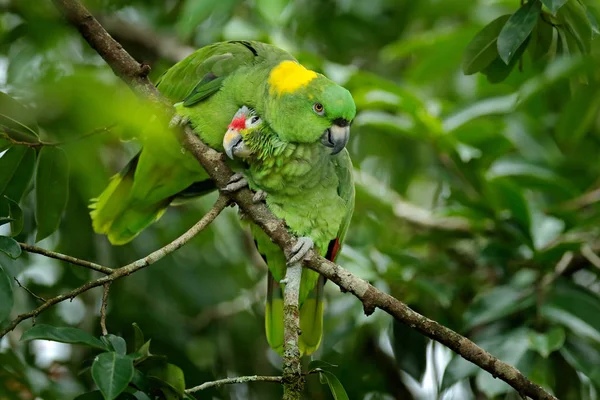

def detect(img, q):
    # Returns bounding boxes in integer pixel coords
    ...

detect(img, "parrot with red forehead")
[89,40,356,245]
[222,106,355,356]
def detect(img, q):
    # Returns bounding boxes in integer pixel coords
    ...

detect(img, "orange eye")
[313,102,324,115]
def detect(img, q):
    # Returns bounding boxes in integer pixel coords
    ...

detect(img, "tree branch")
[47,2,558,399]
[281,264,303,399]
[100,282,111,336]
[0,195,228,339]
[18,243,113,275]
[185,375,283,393]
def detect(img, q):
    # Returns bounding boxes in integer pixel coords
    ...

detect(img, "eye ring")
[251,116,260,124]
[313,102,325,115]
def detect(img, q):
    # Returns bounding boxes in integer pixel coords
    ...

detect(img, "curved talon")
[169,114,190,128]
[252,190,267,203]
[287,237,314,265]
[223,172,248,192]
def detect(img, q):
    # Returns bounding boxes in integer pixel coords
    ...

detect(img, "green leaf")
[6,197,23,237]
[74,391,104,400]
[542,0,569,14]
[542,280,600,344]
[146,363,185,396]
[35,146,69,242]
[176,0,220,37]
[92,352,135,400]
[0,236,21,259]
[0,217,13,226]
[556,84,600,146]
[559,0,593,53]
[462,15,511,75]
[318,370,349,400]
[441,353,480,390]
[560,337,600,387]
[102,334,127,355]
[497,0,541,64]
[529,18,555,61]
[0,264,14,323]
[132,323,145,352]
[21,324,109,351]
[0,91,39,143]
[0,146,36,216]
[483,37,530,83]
[528,327,566,358]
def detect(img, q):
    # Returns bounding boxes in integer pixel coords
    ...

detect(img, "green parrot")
[222,107,355,356]
[90,40,355,245]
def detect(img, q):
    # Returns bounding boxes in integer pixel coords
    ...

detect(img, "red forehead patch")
[228,116,246,130]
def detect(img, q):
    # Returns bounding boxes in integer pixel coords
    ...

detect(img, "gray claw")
[252,190,267,203]
[169,114,190,128]
[223,172,248,192]
[287,237,314,265]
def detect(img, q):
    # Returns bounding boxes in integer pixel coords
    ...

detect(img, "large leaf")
[464,285,535,329]
[462,15,511,74]
[146,363,186,397]
[497,0,541,64]
[0,264,14,323]
[0,236,21,259]
[256,0,289,25]
[318,370,349,400]
[92,352,135,400]
[0,146,36,216]
[21,324,109,350]
[35,146,69,242]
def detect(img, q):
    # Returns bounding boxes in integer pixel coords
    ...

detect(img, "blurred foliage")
[2,0,600,399]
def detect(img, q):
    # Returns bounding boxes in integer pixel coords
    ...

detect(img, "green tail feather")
[265,271,325,356]
[89,154,171,245]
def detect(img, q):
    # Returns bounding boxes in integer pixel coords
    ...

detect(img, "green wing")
[156,41,261,104]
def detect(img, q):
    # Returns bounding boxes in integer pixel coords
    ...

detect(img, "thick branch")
[48,2,557,399]
[0,196,228,339]
[186,375,283,393]
[281,264,303,399]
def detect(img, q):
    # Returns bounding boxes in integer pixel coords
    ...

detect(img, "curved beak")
[320,124,350,155]
[223,128,252,160]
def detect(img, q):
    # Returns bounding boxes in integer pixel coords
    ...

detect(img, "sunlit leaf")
[92,352,134,400]
[35,146,69,242]
[528,327,566,358]
[21,324,109,350]
[497,0,541,64]
[0,264,14,323]
[462,15,510,74]
[0,236,21,259]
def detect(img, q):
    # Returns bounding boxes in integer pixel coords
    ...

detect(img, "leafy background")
[2,0,600,399]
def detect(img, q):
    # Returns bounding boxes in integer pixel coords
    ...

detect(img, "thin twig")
[581,245,600,271]
[281,264,303,399]
[0,125,114,148]
[0,195,228,339]
[100,282,111,336]
[48,2,559,398]
[14,277,46,303]
[19,243,113,275]
[185,375,283,393]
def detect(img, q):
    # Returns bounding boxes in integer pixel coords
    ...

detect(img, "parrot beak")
[223,128,252,160]
[321,119,350,155]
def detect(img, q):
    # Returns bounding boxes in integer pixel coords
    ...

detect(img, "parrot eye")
[313,102,325,115]
[247,115,262,128]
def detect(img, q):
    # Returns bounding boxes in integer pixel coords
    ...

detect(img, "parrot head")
[265,61,356,155]
[223,106,262,160]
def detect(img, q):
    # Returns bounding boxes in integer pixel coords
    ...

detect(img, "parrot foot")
[222,172,248,192]
[252,190,267,203]
[287,237,314,265]
[169,114,190,128]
